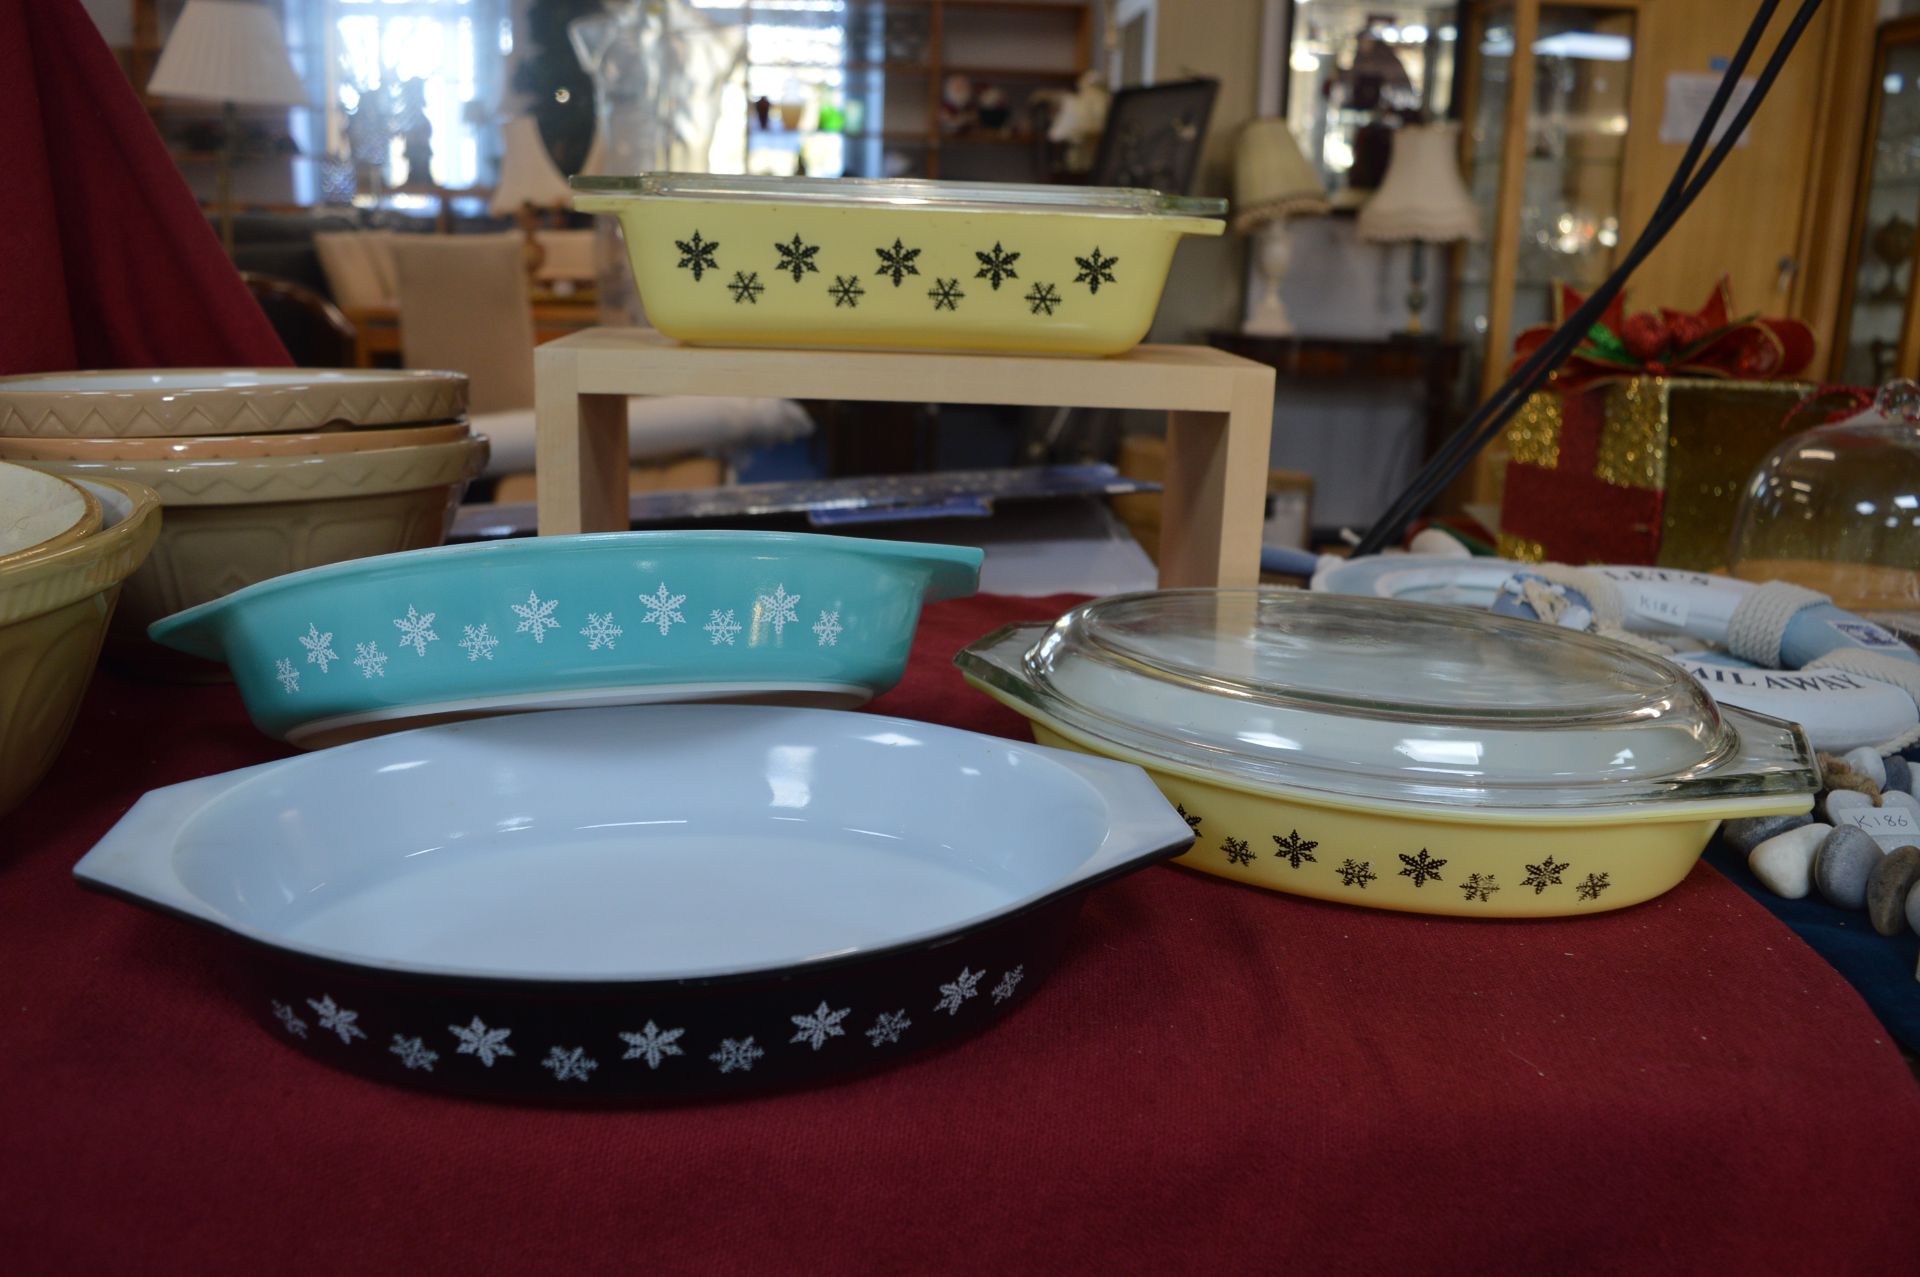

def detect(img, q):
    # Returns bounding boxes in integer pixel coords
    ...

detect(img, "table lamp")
[1233,119,1329,337]
[147,0,309,258]
[1356,122,1482,335]
[490,115,576,281]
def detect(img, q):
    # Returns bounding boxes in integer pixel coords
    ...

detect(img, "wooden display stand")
[533,328,1277,588]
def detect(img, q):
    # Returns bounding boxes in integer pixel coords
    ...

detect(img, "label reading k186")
[1839,805,1919,850]
[1631,592,1690,629]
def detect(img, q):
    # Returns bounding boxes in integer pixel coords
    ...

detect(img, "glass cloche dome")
[1728,380,1920,617]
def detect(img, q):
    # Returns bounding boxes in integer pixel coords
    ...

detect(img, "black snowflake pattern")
[874,238,923,286]
[928,278,964,311]
[1176,803,1202,833]
[974,241,1021,289]
[1522,855,1569,895]
[1222,837,1254,866]
[727,270,764,304]
[1460,873,1500,903]
[1397,848,1448,888]
[1272,829,1319,869]
[773,234,820,282]
[1073,246,1119,294]
[1025,282,1061,316]
[674,230,719,281]
[1575,872,1612,902]
[1336,858,1377,889]
[828,275,866,308]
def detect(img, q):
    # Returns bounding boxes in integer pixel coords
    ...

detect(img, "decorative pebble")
[1841,746,1888,789]
[1823,788,1873,824]
[1747,823,1830,899]
[1722,812,1813,855]
[1884,755,1911,794]
[1814,826,1882,909]
[1867,846,1920,936]
[1882,790,1920,818]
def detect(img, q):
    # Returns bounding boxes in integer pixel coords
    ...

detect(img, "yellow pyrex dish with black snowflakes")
[572,174,1225,357]
[957,591,1819,918]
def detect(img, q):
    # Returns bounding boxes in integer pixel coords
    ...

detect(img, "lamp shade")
[490,117,574,214]
[147,0,308,108]
[1233,118,1328,231]
[1356,122,1482,244]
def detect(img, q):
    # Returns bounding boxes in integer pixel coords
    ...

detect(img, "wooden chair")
[240,271,358,368]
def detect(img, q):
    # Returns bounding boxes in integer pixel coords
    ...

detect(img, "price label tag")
[1839,805,1920,850]
[1632,592,1690,629]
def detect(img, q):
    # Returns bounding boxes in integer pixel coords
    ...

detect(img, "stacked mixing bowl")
[0,368,485,678]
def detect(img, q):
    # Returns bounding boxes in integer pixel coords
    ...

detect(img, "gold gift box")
[1497,376,1818,571]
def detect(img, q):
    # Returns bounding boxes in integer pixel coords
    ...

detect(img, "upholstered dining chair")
[385,230,812,495]
[388,232,537,416]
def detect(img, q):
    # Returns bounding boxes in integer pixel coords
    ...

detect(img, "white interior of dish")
[92,705,1175,982]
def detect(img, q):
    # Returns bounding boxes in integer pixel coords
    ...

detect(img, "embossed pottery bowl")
[35,436,488,680]
[0,475,161,816]
[74,704,1194,1102]
[0,368,467,438]
[957,590,1821,918]
[148,531,982,747]
[573,173,1225,357]
[0,419,470,462]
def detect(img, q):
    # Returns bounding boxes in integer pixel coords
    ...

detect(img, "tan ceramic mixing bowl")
[32,436,488,679]
[0,420,470,463]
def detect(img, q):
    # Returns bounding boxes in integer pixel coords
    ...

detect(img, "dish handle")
[72,765,273,922]
[1025,742,1197,880]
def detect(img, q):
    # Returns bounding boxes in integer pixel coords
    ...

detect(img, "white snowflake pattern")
[992,966,1025,1003]
[788,1002,851,1051]
[865,1009,911,1047]
[274,658,299,694]
[811,610,843,647]
[511,589,560,643]
[756,584,802,637]
[393,605,439,656]
[448,1016,515,1066]
[638,583,687,635]
[298,622,337,673]
[580,611,623,651]
[459,623,499,662]
[305,995,366,1044]
[618,1020,686,1069]
[353,640,388,679]
[710,1036,765,1073]
[389,1034,439,1072]
[704,609,742,646]
[271,1000,308,1038]
[542,1045,598,1082]
[934,967,983,1016]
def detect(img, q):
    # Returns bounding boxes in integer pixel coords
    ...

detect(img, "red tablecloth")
[1,592,1914,1274]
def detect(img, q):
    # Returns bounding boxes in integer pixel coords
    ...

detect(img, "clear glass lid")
[571,172,1226,219]
[957,591,1817,809]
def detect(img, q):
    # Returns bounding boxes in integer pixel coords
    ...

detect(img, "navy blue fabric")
[1705,839,1920,1051]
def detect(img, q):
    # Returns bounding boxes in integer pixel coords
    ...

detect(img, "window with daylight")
[309,0,512,194]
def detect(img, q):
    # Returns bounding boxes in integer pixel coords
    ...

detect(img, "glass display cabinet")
[1451,0,1636,398]
[1833,15,1920,387]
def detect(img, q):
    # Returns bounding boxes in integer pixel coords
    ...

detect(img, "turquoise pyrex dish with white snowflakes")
[149,531,983,747]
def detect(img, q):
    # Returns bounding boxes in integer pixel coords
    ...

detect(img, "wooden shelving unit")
[753,0,1091,180]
